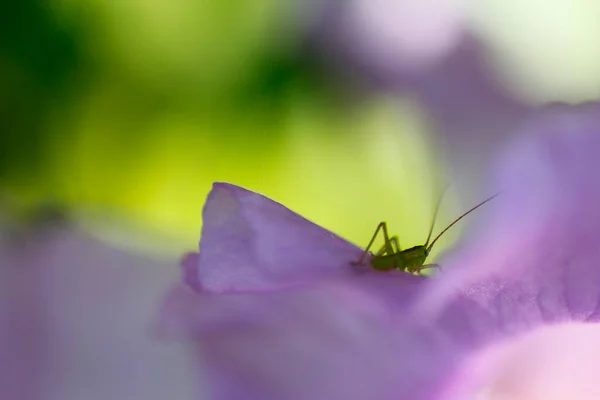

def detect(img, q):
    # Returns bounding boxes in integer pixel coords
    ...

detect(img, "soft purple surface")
[161,282,412,400]
[0,223,198,400]
[165,104,600,400]
[422,104,600,323]
[0,250,48,400]
[452,323,600,399]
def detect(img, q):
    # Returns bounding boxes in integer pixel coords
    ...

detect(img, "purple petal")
[163,182,438,399]
[437,322,600,399]
[162,183,436,400]
[182,252,202,291]
[422,104,600,325]
[189,182,420,292]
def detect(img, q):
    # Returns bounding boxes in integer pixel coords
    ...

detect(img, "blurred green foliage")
[0,0,80,177]
[1,0,456,259]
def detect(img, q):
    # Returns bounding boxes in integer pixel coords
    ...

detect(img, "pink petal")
[449,323,600,399]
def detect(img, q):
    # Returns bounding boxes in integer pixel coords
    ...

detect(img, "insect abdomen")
[370,254,400,271]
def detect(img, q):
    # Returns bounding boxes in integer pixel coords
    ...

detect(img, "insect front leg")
[352,222,393,266]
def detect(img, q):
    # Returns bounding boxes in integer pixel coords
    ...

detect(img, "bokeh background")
[4,0,600,258]
[3,1,600,399]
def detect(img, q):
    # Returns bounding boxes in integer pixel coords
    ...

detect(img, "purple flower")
[163,103,600,399]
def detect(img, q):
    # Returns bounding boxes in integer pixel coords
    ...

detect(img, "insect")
[351,192,499,274]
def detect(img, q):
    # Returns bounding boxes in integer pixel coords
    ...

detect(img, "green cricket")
[351,192,499,274]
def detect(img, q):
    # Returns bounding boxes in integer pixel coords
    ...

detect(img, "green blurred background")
[3,0,600,260]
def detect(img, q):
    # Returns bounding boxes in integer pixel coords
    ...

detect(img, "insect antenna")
[426,192,500,253]
[424,186,449,248]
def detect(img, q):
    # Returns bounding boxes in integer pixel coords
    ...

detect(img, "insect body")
[351,192,499,274]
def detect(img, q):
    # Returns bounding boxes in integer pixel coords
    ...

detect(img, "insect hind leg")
[351,222,394,266]
[375,235,401,256]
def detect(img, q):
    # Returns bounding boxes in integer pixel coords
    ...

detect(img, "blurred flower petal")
[0,221,198,400]
[337,0,468,72]
[0,248,47,400]
[455,323,600,400]
[416,38,532,198]
[161,280,414,400]
[422,104,600,320]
